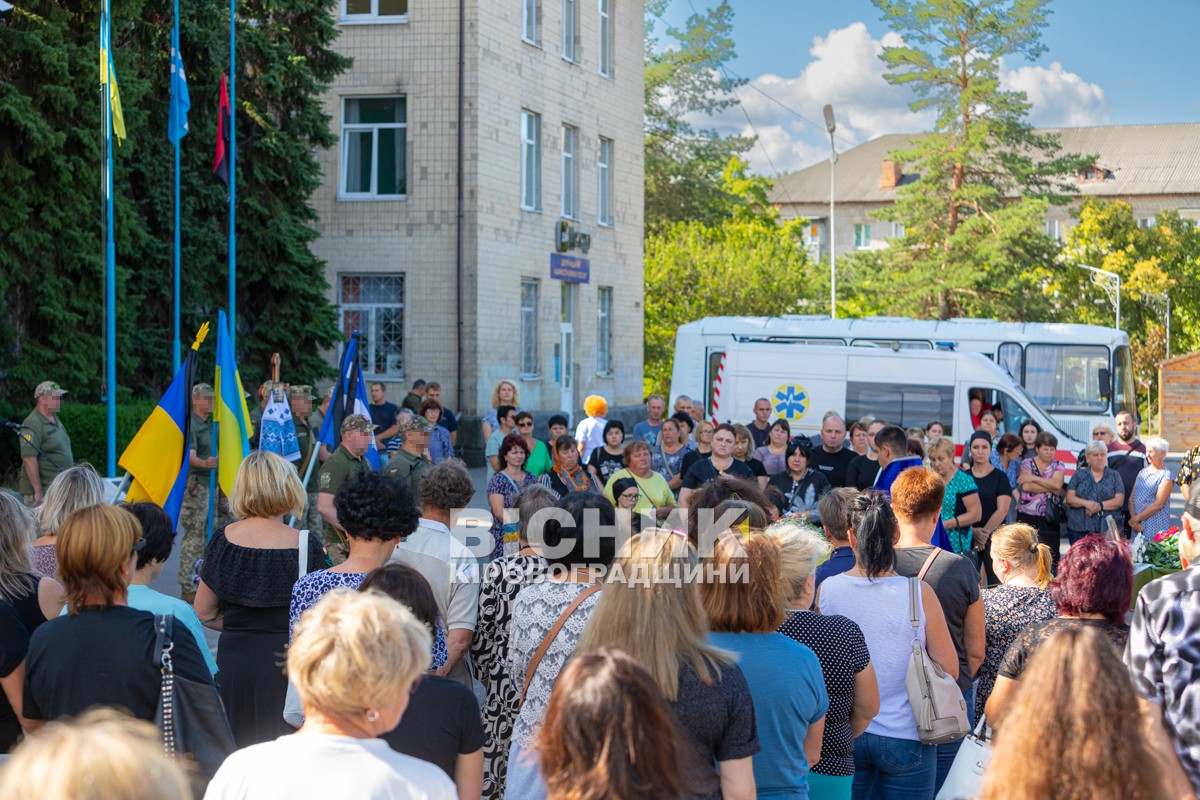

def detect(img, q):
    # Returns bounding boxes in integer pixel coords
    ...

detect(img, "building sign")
[550,253,590,284]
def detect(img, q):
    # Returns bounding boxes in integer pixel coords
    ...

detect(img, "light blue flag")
[168,25,190,145]
[260,389,301,462]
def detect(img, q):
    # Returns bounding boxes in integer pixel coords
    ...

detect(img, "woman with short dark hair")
[767,438,831,524]
[752,419,792,477]
[540,435,601,499]
[487,433,537,561]
[418,399,455,464]
[587,420,628,488]
[1015,431,1067,571]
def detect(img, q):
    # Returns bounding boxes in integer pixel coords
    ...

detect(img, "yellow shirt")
[603,468,675,512]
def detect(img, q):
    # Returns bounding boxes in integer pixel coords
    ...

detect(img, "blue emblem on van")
[774,384,809,421]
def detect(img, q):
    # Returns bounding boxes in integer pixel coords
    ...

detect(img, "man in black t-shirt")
[748,398,772,449]
[679,424,755,506]
[808,411,856,488]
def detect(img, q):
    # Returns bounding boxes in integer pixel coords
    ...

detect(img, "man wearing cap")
[385,414,434,496]
[317,414,377,564]
[177,383,220,601]
[308,387,333,464]
[19,381,73,507]
[288,385,323,540]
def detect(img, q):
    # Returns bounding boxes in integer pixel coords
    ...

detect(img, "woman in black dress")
[195,451,326,748]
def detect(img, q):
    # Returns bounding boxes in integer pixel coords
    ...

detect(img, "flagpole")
[228,0,236,353]
[207,421,218,544]
[103,0,117,478]
[172,0,182,374]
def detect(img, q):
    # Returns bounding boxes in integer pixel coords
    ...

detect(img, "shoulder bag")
[520,583,603,705]
[905,551,970,745]
[936,715,993,800]
[1030,461,1068,526]
[154,614,236,783]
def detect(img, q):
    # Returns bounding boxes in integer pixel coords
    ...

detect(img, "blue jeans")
[934,685,976,794]
[852,733,937,799]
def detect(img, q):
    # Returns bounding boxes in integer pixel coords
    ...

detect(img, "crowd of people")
[1,378,1199,800]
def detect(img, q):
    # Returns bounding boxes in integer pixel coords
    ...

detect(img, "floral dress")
[1133,465,1174,537]
[486,470,537,561]
[975,584,1057,719]
[1177,446,1200,492]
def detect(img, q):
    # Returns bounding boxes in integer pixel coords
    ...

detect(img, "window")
[561,125,577,219]
[520,111,542,211]
[1023,344,1111,412]
[340,97,406,199]
[341,0,407,22]
[854,223,871,249]
[339,274,405,377]
[1138,216,1156,229]
[845,381,955,437]
[969,387,1040,440]
[997,342,1023,382]
[891,222,906,238]
[1113,345,1137,419]
[522,0,539,45]
[1045,219,1063,240]
[597,138,613,225]
[597,287,613,374]
[520,279,540,376]
[562,0,577,61]
[598,0,613,77]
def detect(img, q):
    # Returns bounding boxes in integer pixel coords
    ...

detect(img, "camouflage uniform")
[289,387,324,544]
[19,382,73,506]
[318,443,372,565]
[178,410,215,595]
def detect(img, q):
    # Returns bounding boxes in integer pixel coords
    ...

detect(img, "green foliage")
[58,401,157,472]
[0,0,348,407]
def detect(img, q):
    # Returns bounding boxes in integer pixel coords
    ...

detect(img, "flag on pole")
[260,387,301,462]
[213,73,230,183]
[214,309,252,495]
[99,30,127,142]
[118,323,210,525]
[168,25,190,145]
[316,332,381,469]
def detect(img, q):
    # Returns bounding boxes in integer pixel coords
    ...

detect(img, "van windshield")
[1001,384,1073,443]
[1022,344,1110,413]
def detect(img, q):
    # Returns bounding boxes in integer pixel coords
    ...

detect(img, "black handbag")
[154,614,236,783]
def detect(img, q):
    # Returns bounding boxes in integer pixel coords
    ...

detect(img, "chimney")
[880,158,902,190]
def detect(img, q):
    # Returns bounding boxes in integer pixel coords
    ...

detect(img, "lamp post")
[824,104,838,319]
[1067,263,1121,331]
[1144,291,1171,359]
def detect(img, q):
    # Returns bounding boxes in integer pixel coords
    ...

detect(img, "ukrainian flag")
[119,323,209,525]
[214,310,252,496]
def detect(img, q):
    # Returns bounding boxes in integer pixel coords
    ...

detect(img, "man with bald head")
[809,411,856,488]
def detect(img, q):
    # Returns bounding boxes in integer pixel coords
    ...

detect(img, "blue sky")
[655,0,1200,175]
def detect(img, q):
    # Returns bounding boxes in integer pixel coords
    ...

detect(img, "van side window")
[970,387,1035,437]
[846,382,954,436]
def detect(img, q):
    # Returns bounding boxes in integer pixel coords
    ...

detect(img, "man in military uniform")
[288,385,323,540]
[248,381,270,448]
[19,381,73,507]
[308,387,333,465]
[385,414,433,497]
[317,414,376,564]
[178,383,219,602]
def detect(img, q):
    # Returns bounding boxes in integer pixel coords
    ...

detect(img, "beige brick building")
[310,0,645,438]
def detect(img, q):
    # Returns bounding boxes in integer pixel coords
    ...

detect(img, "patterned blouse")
[486,470,537,561]
[975,584,1057,719]
[1132,466,1174,536]
[1176,445,1200,489]
[1016,457,1067,517]
[1066,466,1124,534]
[941,469,978,555]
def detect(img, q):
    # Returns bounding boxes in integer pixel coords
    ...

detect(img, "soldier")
[19,381,73,507]
[178,383,219,602]
[288,385,323,540]
[317,414,377,564]
[248,381,270,449]
[385,414,434,496]
[309,387,333,464]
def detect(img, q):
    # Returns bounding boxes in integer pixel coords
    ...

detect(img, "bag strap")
[917,547,941,582]
[521,583,602,705]
[298,529,310,580]
[908,577,920,633]
[153,614,172,668]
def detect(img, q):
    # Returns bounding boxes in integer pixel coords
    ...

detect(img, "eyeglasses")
[1092,431,1106,437]
[131,538,146,555]
[620,492,640,501]
[517,421,534,428]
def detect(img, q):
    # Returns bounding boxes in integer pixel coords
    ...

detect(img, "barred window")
[339,274,405,377]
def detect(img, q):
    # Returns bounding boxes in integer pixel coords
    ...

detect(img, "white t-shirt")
[575,416,607,462]
[204,733,456,800]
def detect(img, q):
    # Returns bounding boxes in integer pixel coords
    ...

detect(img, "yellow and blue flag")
[119,323,210,525]
[99,19,126,142]
[214,310,252,496]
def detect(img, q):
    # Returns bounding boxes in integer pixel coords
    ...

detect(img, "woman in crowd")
[205,589,456,799]
[996,433,1024,523]
[482,380,521,441]
[731,424,769,488]
[979,627,1171,800]
[1129,437,1174,536]
[770,519,879,800]
[846,420,886,491]
[816,491,959,798]
[541,434,601,498]
[964,431,1014,583]
[32,463,106,577]
[420,399,455,464]
[924,421,944,443]
[195,451,326,747]
[609,476,645,535]
[985,534,1132,727]
[1018,420,1042,459]
[363,565,486,800]
[651,417,691,493]
[672,411,696,449]
[768,438,832,524]
[701,532,829,799]
[752,418,792,477]
[0,495,63,751]
[578,530,759,800]
[850,421,872,456]
[1065,441,1125,545]
[680,420,714,478]
[574,396,610,462]
[602,440,676,521]
[487,433,537,561]
[974,523,1056,720]
[1015,432,1067,571]
[927,437,982,561]
[685,476,773,548]
[472,486,554,800]
[23,505,213,726]
[977,409,999,438]
[515,411,552,478]
[505,492,616,799]
[587,420,628,487]
[538,650,684,800]
[1178,441,1200,501]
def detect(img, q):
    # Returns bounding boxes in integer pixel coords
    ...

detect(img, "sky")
[654,0,1200,176]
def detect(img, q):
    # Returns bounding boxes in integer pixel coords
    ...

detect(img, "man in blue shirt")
[631,394,665,445]
[874,424,952,551]
[814,487,859,591]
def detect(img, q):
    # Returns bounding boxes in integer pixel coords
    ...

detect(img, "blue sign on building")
[550,253,590,284]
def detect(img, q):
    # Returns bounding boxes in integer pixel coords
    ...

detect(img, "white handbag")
[904,559,970,745]
[936,715,993,800]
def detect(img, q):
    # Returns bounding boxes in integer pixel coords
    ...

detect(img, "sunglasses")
[517,421,534,428]
[131,538,146,556]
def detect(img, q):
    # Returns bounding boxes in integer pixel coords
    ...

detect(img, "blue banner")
[550,253,590,283]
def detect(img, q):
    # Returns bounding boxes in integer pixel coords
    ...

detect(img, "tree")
[861,0,1092,318]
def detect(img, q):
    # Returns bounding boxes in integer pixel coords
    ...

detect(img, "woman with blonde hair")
[679,420,715,479]
[206,589,456,799]
[31,463,106,576]
[578,530,758,800]
[768,519,879,800]
[974,523,1056,720]
[482,380,521,441]
[195,450,327,747]
[979,626,1170,800]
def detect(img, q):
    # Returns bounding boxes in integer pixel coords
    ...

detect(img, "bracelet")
[951,515,958,530]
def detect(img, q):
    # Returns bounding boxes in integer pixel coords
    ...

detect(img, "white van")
[710,341,1086,470]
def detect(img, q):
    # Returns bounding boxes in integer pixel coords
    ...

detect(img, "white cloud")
[1000,61,1111,127]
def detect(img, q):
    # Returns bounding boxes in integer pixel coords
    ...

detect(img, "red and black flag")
[213,73,230,184]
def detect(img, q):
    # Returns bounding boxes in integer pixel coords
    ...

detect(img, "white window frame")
[339,96,407,200]
[598,0,613,77]
[522,0,540,46]
[338,274,406,378]
[561,125,578,219]
[520,279,541,378]
[339,0,408,24]
[1045,219,1063,240]
[520,110,542,211]
[562,0,577,62]
[597,137,613,226]
[854,223,871,249]
[597,286,613,375]
[891,222,905,238]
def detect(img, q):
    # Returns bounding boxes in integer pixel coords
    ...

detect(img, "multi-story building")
[310,0,645,448]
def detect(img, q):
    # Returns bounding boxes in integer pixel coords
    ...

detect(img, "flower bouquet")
[1143,527,1182,570]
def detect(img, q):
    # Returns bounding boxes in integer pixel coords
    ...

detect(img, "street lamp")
[1144,291,1171,359]
[824,104,838,319]
[1064,262,1121,331]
